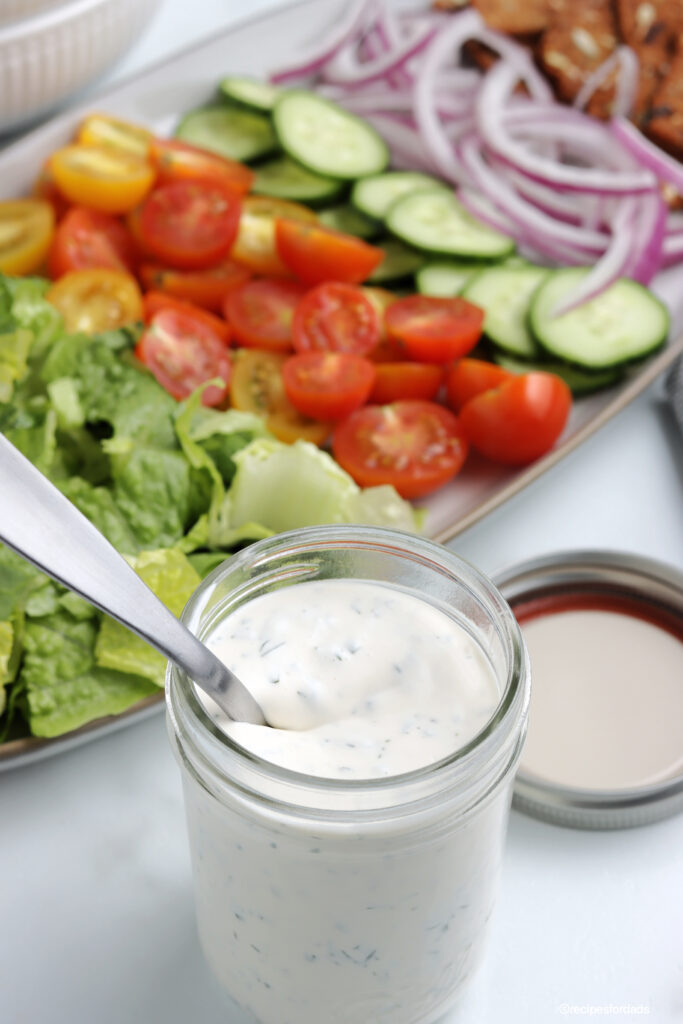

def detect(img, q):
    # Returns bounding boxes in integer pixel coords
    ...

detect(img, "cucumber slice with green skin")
[220,76,280,112]
[493,352,623,396]
[462,265,549,359]
[386,188,516,260]
[416,261,483,297]
[273,90,389,181]
[530,269,669,369]
[318,204,380,239]
[176,105,277,163]
[351,171,445,221]
[251,155,345,205]
[367,239,424,284]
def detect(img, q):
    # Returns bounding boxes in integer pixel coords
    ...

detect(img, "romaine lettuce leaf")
[57,476,141,554]
[0,327,32,403]
[109,445,195,550]
[0,621,13,686]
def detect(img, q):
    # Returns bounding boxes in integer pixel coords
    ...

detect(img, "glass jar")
[167,526,530,1024]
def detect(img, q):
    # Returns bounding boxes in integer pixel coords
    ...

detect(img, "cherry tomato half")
[292,282,381,356]
[49,144,155,214]
[142,291,231,344]
[135,307,232,407]
[48,207,138,279]
[225,278,307,352]
[32,163,70,221]
[46,268,142,333]
[385,295,484,363]
[77,114,153,160]
[0,199,54,275]
[445,359,513,412]
[231,196,317,277]
[140,258,250,312]
[275,219,383,285]
[230,349,331,445]
[139,180,241,270]
[149,138,253,195]
[458,372,572,465]
[333,400,469,499]
[283,351,376,421]
[370,362,445,404]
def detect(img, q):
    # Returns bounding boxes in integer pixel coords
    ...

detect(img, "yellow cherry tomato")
[230,348,331,446]
[77,113,153,160]
[49,144,155,214]
[231,195,317,277]
[0,199,54,275]
[46,268,143,333]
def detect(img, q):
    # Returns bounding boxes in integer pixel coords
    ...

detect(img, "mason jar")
[166,526,530,1024]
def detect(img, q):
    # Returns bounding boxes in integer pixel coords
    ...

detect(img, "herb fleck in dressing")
[207,579,500,778]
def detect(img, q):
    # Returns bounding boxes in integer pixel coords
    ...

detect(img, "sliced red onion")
[457,187,520,236]
[323,17,438,88]
[363,114,441,174]
[477,62,656,195]
[612,117,683,194]
[477,27,553,102]
[270,0,373,85]
[574,46,639,119]
[626,191,667,283]
[666,211,683,235]
[663,234,683,260]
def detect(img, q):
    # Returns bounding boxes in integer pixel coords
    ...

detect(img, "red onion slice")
[270,0,372,84]
[574,46,639,119]
[611,117,683,194]
[323,16,439,87]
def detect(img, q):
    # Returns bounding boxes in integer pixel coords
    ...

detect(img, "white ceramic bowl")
[0,0,160,133]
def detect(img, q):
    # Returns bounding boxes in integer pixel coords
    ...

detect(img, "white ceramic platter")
[1,0,682,768]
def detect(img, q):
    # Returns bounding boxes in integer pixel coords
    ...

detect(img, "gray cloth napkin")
[666,356,683,439]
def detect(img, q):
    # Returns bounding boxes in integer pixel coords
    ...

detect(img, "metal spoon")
[0,433,266,726]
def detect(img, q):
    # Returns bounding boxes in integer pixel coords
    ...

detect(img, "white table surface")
[2,2,683,1022]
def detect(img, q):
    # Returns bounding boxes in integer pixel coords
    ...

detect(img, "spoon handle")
[0,433,264,725]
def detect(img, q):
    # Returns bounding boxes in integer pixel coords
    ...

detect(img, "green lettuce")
[0,621,13,686]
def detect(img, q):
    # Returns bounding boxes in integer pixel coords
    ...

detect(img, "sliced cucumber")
[386,188,515,260]
[352,171,444,221]
[176,105,277,163]
[220,76,280,112]
[462,265,549,359]
[416,261,482,297]
[318,204,379,239]
[493,352,623,396]
[530,269,669,369]
[367,239,424,284]
[273,90,389,181]
[251,155,344,205]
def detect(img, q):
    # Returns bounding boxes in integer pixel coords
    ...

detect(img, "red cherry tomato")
[445,359,513,412]
[385,295,484,363]
[135,307,232,407]
[275,219,383,285]
[48,206,138,279]
[292,282,381,356]
[140,258,250,312]
[458,371,572,465]
[370,362,445,404]
[225,278,307,352]
[149,138,254,195]
[332,400,469,499]
[138,180,241,269]
[282,351,376,421]
[142,290,231,344]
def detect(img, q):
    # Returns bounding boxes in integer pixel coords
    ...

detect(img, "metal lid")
[494,550,683,830]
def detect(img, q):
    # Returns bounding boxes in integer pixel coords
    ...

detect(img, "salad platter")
[1,0,683,769]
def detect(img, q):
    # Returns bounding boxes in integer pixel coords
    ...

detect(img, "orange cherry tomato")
[369,362,445,404]
[135,307,232,407]
[332,400,469,499]
[225,278,307,352]
[275,219,383,285]
[142,291,231,344]
[149,138,253,195]
[48,206,138,279]
[292,282,381,356]
[282,351,376,420]
[458,372,572,465]
[445,359,513,412]
[32,162,70,221]
[0,199,54,275]
[230,348,331,445]
[77,113,153,160]
[231,195,317,277]
[46,268,142,333]
[49,144,155,214]
[385,295,484,363]
[140,259,250,312]
[138,180,241,269]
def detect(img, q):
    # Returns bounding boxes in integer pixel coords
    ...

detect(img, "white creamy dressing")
[205,579,501,778]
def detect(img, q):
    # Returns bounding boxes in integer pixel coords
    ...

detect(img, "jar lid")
[494,550,683,830]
